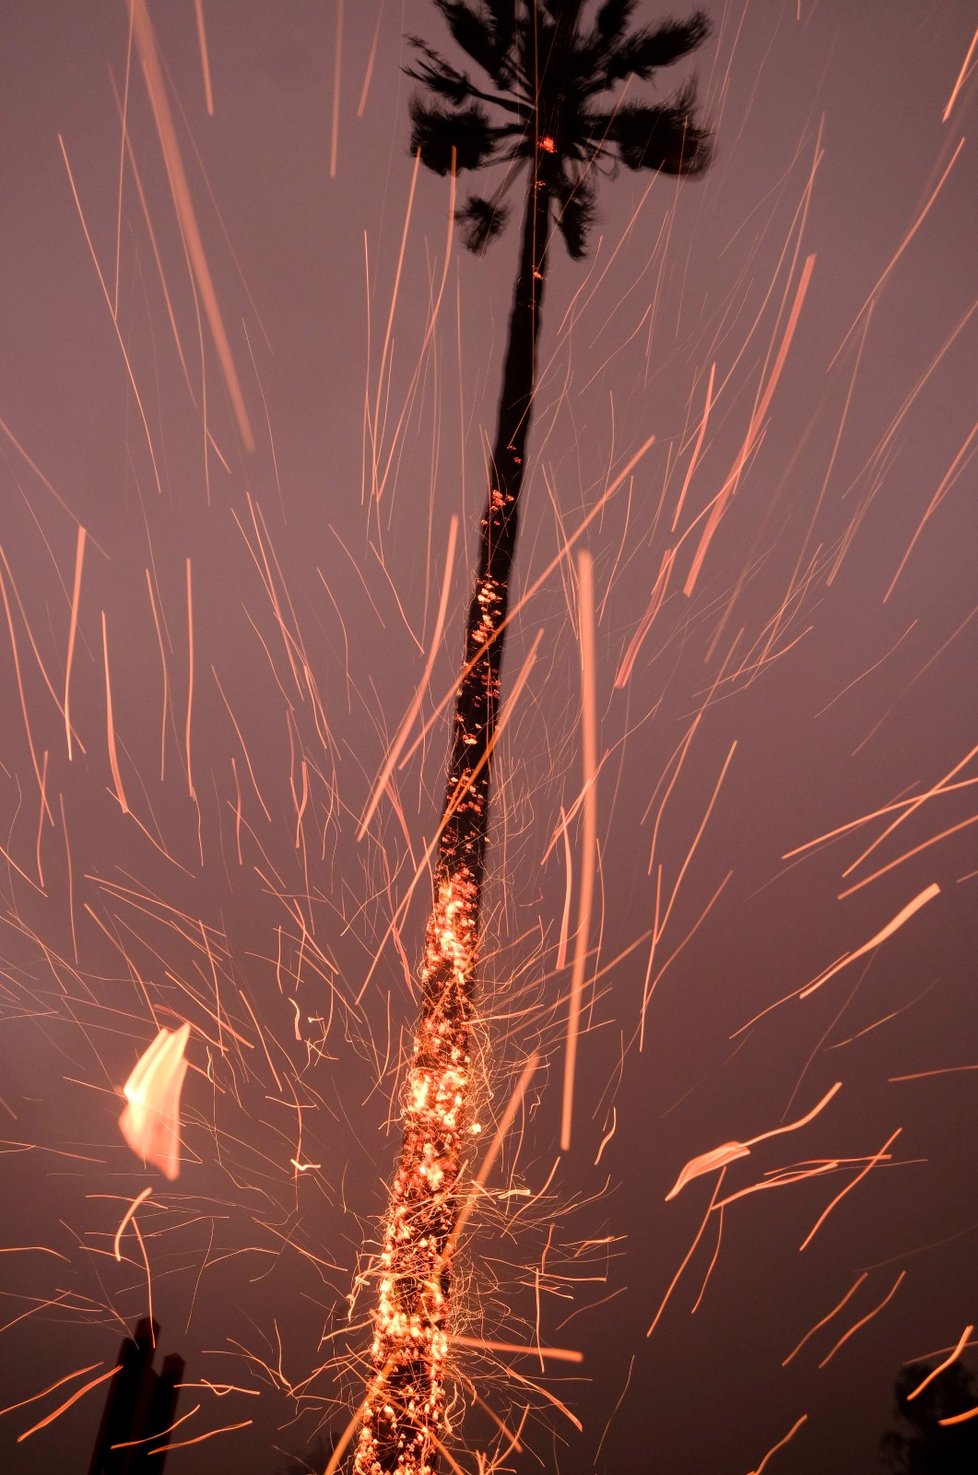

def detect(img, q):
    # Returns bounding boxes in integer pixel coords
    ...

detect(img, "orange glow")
[119,1023,191,1180]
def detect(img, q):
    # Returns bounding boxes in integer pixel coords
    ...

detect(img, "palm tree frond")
[455,194,510,252]
[409,95,501,175]
[603,11,711,85]
[406,38,475,106]
[553,172,596,260]
[602,87,712,174]
[594,0,639,42]
[434,2,516,87]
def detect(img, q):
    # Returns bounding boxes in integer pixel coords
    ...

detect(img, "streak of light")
[357,4,383,116]
[648,1170,726,1337]
[64,525,87,760]
[113,1185,154,1260]
[148,1419,253,1453]
[832,138,965,363]
[0,1362,102,1419]
[178,1381,261,1397]
[889,1062,978,1083]
[812,621,917,720]
[843,737,978,885]
[594,1107,616,1166]
[356,630,544,1004]
[907,1325,974,1400]
[782,1272,869,1367]
[450,1335,583,1364]
[798,883,940,1000]
[330,0,344,178]
[817,1271,906,1368]
[884,419,978,601]
[641,742,737,1044]
[684,254,816,595]
[443,1053,540,1263]
[119,1023,191,1179]
[713,1160,838,1211]
[748,1414,808,1475]
[185,559,197,804]
[127,0,254,449]
[614,546,675,688]
[193,0,214,115]
[211,666,273,823]
[58,132,167,495]
[838,824,975,898]
[561,550,598,1152]
[0,417,102,541]
[500,1364,583,1432]
[939,1405,978,1426]
[785,778,978,860]
[798,1128,900,1251]
[16,1364,119,1442]
[113,1403,201,1447]
[671,361,716,531]
[666,1082,842,1201]
[357,515,459,838]
[395,432,657,779]
[942,24,978,121]
[101,612,129,814]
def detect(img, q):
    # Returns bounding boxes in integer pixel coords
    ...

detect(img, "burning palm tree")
[354,5,712,1472]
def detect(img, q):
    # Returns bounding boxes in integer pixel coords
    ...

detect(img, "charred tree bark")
[354,165,551,1475]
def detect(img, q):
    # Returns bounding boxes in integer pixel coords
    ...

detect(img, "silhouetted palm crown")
[407,0,712,257]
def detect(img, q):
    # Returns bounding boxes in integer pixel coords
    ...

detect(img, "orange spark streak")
[185,559,197,802]
[193,0,214,115]
[450,1335,582,1364]
[782,1272,869,1366]
[0,1362,101,1419]
[147,1419,253,1453]
[396,434,656,778]
[817,1271,906,1368]
[648,1170,726,1336]
[127,0,254,450]
[798,883,940,1000]
[833,138,965,362]
[942,24,978,120]
[666,1082,842,1201]
[939,1404,978,1426]
[799,1128,901,1250]
[113,1185,154,1261]
[884,419,978,601]
[908,1324,974,1400]
[17,1364,119,1441]
[357,5,383,116]
[101,612,129,814]
[357,516,459,839]
[212,666,273,821]
[57,133,165,495]
[838,815,978,899]
[889,1062,978,1083]
[561,551,598,1152]
[846,738,978,880]
[671,361,715,532]
[64,525,86,761]
[329,0,344,178]
[112,1403,201,1448]
[748,1414,808,1475]
[684,254,816,595]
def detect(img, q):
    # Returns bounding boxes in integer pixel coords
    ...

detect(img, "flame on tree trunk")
[353,165,551,1475]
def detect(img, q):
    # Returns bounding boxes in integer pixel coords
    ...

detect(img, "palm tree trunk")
[354,165,551,1475]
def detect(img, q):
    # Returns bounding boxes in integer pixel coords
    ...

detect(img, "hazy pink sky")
[1,4,976,1472]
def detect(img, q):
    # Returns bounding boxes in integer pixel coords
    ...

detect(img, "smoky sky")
[1,4,976,1474]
